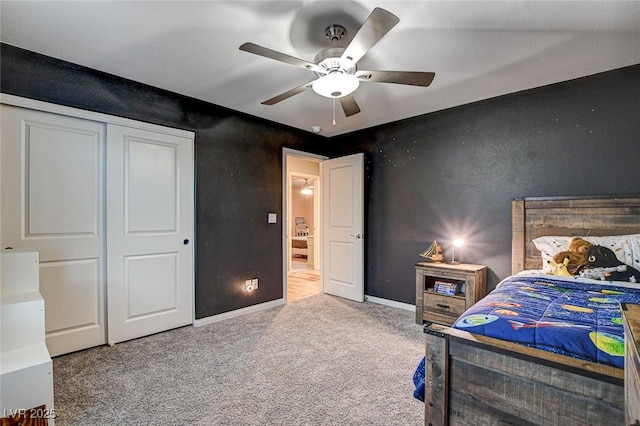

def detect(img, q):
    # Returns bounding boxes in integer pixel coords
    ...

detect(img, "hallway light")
[300,179,313,196]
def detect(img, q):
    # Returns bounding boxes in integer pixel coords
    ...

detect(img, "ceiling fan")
[239,7,435,119]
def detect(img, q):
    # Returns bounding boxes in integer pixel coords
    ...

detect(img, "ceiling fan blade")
[355,70,436,87]
[240,42,325,74]
[261,81,315,105]
[340,8,399,66]
[339,95,361,117]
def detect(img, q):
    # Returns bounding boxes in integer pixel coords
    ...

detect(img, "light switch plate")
[268,213,277,224]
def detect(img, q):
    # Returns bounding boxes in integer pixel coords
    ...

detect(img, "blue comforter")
[413,273,640,401]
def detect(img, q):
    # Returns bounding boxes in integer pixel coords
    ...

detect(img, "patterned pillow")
[533,234,640,273]
[628,235,640,269]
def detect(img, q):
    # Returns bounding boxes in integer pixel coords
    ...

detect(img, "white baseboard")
[365,295,415,312]
[194,295,414,327]
[193,298,285,327]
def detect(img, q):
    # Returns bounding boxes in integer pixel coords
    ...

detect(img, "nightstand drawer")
[423,292,466,317]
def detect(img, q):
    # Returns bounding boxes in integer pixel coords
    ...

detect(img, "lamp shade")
[312,73,359,99]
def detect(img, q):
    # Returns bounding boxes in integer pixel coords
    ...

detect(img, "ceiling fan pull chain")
[333,98,337,126]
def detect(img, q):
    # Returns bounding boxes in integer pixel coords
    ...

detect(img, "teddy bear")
[552,236,592,275]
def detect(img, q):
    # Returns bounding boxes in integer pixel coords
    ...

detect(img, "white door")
[106,124,193,344]
[322,153,364,302]
[1,105,107,356]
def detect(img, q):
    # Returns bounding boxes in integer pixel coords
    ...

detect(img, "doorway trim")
[282,148,328,303]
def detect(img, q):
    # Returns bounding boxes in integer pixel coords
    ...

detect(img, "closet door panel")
[0,105,106,356]
[127,140,177,232]
[126,253,178,316]
[39,259,100,332]
[106,124,194,344]
[26,126,99,235]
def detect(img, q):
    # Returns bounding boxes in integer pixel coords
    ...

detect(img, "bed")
[417,195,640,426]
[292,217,310,257]
[291,236,308,257]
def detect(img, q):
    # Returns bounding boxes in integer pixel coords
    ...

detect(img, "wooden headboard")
[511,196,640,274]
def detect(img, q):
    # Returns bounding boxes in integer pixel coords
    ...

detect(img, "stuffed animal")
[549,257,572,277]
[578,245,640,283]
[552,237,593,275]
[579,265,634,281]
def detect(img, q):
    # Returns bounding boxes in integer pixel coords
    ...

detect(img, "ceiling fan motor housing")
[325,24,346,42]
[313,47,357,77]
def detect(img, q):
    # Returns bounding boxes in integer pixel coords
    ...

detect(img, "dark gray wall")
[332,64,640,303]
[2,43,639,313]
[0,43,333,318]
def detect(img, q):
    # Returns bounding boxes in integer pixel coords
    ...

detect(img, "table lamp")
[450,238,464,264]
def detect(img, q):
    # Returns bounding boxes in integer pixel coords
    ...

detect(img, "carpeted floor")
[52,294,425,425]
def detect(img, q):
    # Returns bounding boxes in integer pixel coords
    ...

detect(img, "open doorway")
[283,149,327,302]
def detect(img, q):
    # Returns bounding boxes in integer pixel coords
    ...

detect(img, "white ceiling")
[2,1,640,137]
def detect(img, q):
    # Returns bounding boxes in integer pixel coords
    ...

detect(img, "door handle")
[350,233,363,239]
[183,239,190,245]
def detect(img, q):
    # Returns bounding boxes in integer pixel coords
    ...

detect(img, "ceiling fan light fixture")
[312,73,359,99]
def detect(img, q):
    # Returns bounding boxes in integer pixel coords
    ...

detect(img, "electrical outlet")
[245,278,258,292]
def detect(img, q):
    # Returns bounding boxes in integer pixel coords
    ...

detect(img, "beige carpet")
[52,294,425,425]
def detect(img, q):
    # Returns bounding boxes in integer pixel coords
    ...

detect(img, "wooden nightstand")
[415,262,487,326]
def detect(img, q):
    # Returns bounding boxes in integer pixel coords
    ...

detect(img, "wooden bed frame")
[424,195,640,426]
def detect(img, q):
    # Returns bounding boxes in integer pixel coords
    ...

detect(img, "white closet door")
[0,105,106,356]
[106,124,193,344]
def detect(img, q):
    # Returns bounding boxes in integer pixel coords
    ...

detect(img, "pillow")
[533,234,640,273]
[628,236,640,269]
